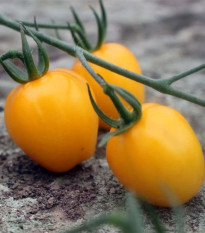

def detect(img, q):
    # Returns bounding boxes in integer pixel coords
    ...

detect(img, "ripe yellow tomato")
[106,103,205,206]
[4,69,98,172]
[72,43,144,130]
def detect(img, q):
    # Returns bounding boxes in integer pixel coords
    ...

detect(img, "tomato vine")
[0,13,204,107]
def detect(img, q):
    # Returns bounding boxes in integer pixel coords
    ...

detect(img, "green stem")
[17,20,69,29]
[166,63,205,84]
[0,14,204,106]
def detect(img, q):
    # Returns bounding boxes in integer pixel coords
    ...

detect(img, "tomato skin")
[72,43,144,130]
[106,103,205,206]
[4,69,98,172]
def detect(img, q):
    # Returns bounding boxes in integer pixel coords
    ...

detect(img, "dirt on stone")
[0,132,118,222]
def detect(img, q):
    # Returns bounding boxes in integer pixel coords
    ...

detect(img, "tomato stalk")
[0,15,205,106]
[75,47,142,145]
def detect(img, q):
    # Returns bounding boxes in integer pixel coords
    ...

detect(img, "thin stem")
[33,16,39,31]
[75,47,104,84]
[166,63,205,84]
[0,14,204,106]
[51,20,63,40]
[17,20,69,29]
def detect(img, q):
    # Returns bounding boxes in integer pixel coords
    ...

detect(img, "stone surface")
[0,0,205,232]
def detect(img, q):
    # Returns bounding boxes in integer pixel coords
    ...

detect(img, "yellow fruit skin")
[106,103,205,206]
[4,69,98,172]
[72,43,144,130]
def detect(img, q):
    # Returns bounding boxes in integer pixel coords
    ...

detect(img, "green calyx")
[0,24,49,84]
[75,47,142,146]
[88,81,142,147]
[68,0,107,51]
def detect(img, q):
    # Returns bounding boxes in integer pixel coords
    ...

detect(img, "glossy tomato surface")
[106,103,205,206]
[72,43,144,130]
[4,69,98,172]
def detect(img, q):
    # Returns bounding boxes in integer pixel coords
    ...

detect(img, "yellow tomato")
[72,43,144,130]
[106,103,205,206]
[4,69,98,172]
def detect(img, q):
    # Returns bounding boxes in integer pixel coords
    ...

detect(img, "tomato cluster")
[4,41,204,207]
[2,1,204,208]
